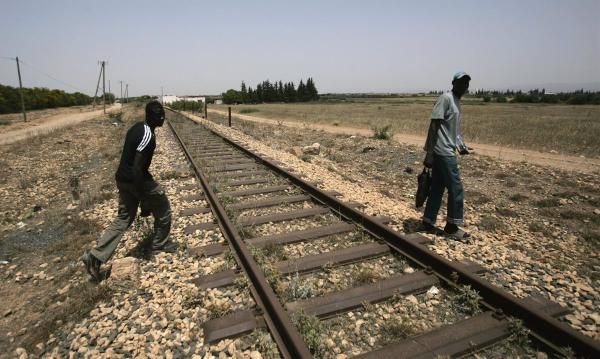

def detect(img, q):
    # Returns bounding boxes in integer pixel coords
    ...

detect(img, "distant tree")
[284,82,296,102]
[306,77,319,101]
[222,89,243,104]
[297,79,307,102]
[278,81,284,101]
[240,81,248,103]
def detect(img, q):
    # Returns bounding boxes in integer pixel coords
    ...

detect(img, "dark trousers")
[423,154,464,225]
[91,180,171,262]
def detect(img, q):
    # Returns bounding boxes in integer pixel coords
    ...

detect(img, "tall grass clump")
[372,124,393,140]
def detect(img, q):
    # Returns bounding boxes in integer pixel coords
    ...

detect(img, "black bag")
[415,168,431,208]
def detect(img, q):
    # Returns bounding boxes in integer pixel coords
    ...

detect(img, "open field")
[214,97,600,158]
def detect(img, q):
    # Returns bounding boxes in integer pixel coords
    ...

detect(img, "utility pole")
[119,81,123,103]
[15,56,27,122]
[101,61,106,114]
[125,84,129,103]
[108,80,111,100]
[161,87,164,105]
[92,62,103,108]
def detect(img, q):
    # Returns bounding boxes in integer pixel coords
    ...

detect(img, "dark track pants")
[91,180,171,262]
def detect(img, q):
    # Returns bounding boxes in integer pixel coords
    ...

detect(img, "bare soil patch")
[0,104,121,145]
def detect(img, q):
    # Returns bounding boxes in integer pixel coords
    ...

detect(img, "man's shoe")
[152,240,179,253]
[80,251,101,281]
[418,221,444,235]
[444,223,471,241]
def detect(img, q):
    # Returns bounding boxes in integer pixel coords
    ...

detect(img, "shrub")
[291,310,327,356]
[540,94,559,104]
[496,96,507,103]
[372,125,393,140]
[239,108,259,114]
[567,94,587,105]
[483,96,491,102]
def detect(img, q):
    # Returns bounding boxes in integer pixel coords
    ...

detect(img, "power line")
[16,58,90,94]
[0,56,16,61]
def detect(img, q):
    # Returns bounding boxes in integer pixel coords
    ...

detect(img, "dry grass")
[215,98,600,157]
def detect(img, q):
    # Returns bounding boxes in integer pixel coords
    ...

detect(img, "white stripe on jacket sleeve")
[137,125,151,151]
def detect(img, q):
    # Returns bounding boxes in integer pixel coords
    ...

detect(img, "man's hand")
[459,146,474,155]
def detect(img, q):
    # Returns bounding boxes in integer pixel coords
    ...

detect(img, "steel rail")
[173,109,600,358]
[167,115,313,359]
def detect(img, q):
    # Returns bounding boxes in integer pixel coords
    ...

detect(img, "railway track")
[166,109,600,358]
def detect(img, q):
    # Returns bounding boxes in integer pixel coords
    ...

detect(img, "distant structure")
[162,95,205,105]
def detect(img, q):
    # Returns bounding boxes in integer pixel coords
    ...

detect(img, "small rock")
[361,146,376,153]
[15,347,27,359]
[558,198,568,206]
[403,267,414,274]
[302,143,321,155]
[39,263,48,268]
[249,351,262,359]
[58,284,70,295]
[536,352,548,359]
[594,209,600,215]
[4,309,13,317]
[288,147,303,157]
[336,355,347,359]
[405,295,418,305]
[426,286,440,298]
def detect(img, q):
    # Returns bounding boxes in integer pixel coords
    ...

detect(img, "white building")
[162,95,205,104]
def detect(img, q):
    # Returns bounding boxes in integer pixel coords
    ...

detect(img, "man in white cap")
[421,71,472,239]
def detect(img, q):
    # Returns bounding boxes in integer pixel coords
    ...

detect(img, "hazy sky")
[1,0,599,96]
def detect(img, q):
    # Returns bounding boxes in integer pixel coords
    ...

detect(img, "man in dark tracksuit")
[81,100,175,280]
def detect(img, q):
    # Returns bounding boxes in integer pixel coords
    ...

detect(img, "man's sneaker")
[418,221,444,235]
[80,251,101,281]
[444,223,471,241]
[152,240,179,254]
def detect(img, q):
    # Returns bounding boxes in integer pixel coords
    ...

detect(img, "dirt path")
[0,104,121,145]
[208,108,599,174]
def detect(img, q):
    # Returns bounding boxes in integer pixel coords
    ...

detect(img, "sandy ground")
[0,104,121,145]
[208,108,598,174]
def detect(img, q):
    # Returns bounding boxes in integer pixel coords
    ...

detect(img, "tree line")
[222,78,319,104]
[168,99,203,112]
[429,88,600,105]
[0,84,116,114]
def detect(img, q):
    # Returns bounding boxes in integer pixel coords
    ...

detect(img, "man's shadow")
[402,218,422,233]
[124,231,154,260]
